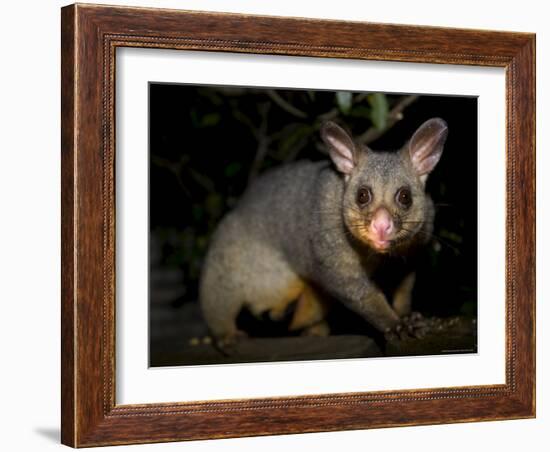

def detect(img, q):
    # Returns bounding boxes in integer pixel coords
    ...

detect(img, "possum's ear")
[408,118,448,181]
[321,121,356,175]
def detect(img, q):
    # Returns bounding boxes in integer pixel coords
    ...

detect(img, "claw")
[411,312,423,322]
[385,311,432,341]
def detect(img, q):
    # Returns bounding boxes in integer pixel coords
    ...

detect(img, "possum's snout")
[366,208,394,252]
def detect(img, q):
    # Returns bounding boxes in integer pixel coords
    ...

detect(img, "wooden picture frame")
[61,3,535,447]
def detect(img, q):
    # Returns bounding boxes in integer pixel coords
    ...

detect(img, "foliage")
[149,85,477,317]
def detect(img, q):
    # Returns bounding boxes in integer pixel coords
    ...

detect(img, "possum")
[199,118,448,345]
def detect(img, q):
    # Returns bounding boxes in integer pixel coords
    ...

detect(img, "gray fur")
[200,118,448,341]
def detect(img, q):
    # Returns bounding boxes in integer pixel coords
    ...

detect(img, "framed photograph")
[61,3,535,447]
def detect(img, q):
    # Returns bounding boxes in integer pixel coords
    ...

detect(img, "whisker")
[400,226,461,255]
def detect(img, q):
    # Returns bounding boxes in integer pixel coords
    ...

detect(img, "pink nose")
[370,208,393,238]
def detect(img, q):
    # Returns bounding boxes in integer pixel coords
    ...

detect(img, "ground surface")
[150,270,477,366]
[150,246,477,366]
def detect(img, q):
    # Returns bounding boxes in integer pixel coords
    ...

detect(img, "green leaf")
[189,109,199,127]
[192,205,203,222]
[205,193,223,218]
[459,300,476,316]
[336,91,353,115]
[348,105,372,119]
[201,113,221,127]
[277,124,312,158]
[367,93,389,130]
[224,162,242,178]
[439,229,463,244]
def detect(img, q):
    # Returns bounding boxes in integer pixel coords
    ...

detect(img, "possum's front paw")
[384,312,428,341]
[216,329,248,354]
[300,320,331,337]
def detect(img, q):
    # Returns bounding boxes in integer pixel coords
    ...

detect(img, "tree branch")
[266,90,308,119]
[247,103,272,185]
[357,95,419,145]
[151,155,192,198]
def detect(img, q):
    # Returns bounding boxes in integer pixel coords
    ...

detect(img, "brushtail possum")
[200,118,448,344]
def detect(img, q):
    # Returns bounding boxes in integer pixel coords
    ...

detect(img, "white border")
[116,48,506,404]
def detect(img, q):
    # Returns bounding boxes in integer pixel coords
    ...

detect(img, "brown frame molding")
[61,3,535,447]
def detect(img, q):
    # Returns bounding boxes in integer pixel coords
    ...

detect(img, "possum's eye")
[356,186,373,206]
[395,186,413,209]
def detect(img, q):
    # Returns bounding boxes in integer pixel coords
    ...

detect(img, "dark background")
[148,83,477,365]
